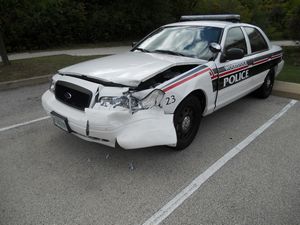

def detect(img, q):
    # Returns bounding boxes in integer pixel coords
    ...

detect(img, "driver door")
[215,27,253,109]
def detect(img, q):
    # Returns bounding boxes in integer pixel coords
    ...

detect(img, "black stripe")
[160,65,207,89]
[217,50,283,73]
[212,57,282,91]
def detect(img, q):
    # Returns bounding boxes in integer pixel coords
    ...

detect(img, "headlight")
[97,89,165,112]
[49,79,55,93]
[99,96,129,108]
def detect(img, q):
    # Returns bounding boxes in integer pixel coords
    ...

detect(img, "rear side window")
[244,27,268,53]
[224,27,247,54]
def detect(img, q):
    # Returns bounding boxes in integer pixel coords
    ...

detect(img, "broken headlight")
[138,89,165,109]
[98,96,129,108]
[98,89,165,111]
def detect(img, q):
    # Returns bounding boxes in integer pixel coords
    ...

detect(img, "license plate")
[51,112,70,132]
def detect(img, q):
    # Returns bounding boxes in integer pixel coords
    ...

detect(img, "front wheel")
[172,95,202,150]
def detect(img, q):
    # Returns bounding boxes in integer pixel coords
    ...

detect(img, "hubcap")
[182,116,191,132]
[175,106,195,139]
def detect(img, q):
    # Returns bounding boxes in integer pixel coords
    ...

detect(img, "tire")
[255,70,275,99]
[171,95,202,150]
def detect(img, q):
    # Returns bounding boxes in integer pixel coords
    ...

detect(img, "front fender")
[158,63,216,115]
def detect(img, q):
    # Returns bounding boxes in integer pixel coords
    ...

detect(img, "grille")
[55,81,93,110]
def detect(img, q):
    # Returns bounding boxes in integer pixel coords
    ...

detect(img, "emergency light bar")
[180,14,241,23]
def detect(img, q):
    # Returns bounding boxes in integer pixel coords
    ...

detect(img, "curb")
[2,46,131,62]
[0,74,52,91]
[272,80,300,100]
[1,75,300,101]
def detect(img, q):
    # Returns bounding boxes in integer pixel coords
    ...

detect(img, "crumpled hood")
[58,52,205,86]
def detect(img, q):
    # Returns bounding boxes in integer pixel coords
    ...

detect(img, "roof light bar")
[180,14,241,23]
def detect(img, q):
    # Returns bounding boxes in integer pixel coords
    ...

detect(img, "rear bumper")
[42,90,177,149]
[275,60,284,77]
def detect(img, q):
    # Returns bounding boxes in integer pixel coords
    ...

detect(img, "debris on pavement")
[128,161,135,171]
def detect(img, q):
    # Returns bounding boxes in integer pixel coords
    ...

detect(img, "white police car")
[42,15,284,150]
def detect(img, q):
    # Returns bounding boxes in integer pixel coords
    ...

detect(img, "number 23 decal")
[166,95,176,105]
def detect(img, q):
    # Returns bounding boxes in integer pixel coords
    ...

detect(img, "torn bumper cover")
[42,90,177,149]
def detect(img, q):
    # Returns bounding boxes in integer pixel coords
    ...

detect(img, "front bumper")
[42,90,177,149]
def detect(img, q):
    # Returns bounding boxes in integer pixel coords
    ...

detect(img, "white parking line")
[141,99,298,225]
[0,116,50,132]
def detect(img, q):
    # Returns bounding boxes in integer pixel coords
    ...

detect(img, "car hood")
[58,52,205,87]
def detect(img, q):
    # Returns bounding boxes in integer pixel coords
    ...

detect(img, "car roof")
[163,21,254,29]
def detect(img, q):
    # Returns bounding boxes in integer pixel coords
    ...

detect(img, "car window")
[136,26,222,60]
[224,27,247,54]
[244,27,269,53]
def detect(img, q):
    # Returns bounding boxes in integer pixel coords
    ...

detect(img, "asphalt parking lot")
[0,84,299,225]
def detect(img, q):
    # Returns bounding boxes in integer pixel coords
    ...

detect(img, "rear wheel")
[172,95,202,150]
[255,70,274,98]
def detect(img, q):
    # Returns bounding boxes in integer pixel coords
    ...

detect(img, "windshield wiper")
[151,49,186,57]
[135,47,150,53]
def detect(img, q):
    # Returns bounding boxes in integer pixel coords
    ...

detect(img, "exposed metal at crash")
[135,65,199,90]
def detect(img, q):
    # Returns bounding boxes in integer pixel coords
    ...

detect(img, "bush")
[0,0,299,52]
[0,0,86,51]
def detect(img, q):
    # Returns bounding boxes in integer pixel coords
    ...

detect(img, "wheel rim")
[182,115,191,132]
[266,75,272,88]
[266,76,272,88]
[175,106,195,140]
[265,75,273,94]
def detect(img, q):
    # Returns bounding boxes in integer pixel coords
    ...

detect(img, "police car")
[42,15,284,150]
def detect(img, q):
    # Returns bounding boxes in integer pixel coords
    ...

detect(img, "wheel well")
[189,90,206,113]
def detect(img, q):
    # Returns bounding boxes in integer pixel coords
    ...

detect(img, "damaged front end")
[42,74,177,149]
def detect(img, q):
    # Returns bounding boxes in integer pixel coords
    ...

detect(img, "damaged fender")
[85,108,177,149]
[117,113,176,149]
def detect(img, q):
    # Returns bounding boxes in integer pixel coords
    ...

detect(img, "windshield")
[135,26,223,60]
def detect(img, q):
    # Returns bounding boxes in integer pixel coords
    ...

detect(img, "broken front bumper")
[42,90,177,149]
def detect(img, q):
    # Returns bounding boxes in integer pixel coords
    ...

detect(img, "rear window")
[244,27,268,53]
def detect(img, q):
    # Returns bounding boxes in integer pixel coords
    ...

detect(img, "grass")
[9,41,132,54]
[0,54,104,82]
[0,46,299,83]
[276,47,300,84]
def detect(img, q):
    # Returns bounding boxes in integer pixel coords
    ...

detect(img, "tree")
[0,32,10,65]
[284,0,300,39]
[0,0,299,52]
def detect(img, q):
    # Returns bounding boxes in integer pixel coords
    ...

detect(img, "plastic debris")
[128,161,135,171]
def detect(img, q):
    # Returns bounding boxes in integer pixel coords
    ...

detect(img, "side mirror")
[221,48,244,62]
[132,42,137,47]
[209,42,221,53]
